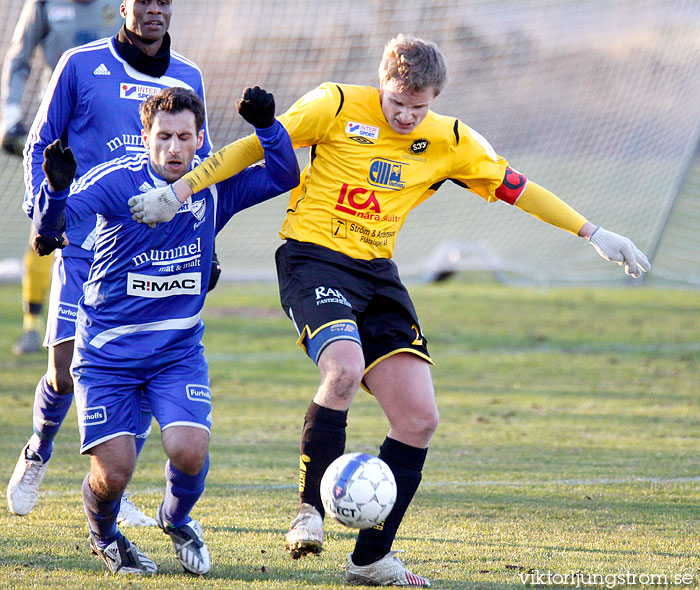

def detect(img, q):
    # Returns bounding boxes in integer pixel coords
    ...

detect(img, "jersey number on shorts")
[411,324,424,346]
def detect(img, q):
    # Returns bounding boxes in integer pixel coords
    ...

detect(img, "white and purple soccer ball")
[320,452,397,529]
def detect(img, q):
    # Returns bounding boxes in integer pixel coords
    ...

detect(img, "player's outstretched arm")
[217,90,299,218]
[228,85,300,201]
[511,180,649,278]
[129,86,277,227]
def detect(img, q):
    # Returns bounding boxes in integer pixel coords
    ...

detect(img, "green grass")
[0,281,699,589]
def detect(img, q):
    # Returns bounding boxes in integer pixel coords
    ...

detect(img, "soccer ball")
[320,452,397,529]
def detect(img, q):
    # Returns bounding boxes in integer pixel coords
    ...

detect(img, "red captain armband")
[495,167,528,205]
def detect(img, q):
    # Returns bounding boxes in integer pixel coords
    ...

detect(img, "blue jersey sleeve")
[33,162,124,236]
[214,120,299,232]
[32,182,69,237]
[33,180,100,237]
[23,53,78,218]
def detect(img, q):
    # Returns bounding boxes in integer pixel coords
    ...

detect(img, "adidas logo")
[93,63,110,76]
[138,182,152,193]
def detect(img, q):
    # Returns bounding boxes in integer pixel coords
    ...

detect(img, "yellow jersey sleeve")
[278,83,345,148]
[448,120,509,201]
[515,181,588,235]
[182,82,343,194]
[183,133,264,194]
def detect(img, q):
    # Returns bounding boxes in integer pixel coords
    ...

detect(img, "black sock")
[352,437,427,566]
[298,401,347,516]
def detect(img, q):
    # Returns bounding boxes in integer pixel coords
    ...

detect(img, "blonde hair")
[378,34,447,95]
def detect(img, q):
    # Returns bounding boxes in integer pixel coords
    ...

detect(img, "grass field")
[0,281,698,590]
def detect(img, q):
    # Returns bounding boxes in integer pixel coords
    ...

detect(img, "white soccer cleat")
[117,493,157,527]
[7,444,49,516]
[156,504,210,575]
[346,551,431,587]
[90,534,157,574]
[285,502,324,559]
[12,329,41,356]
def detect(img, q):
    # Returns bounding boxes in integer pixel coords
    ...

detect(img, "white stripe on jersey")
[80,228,98,251]
[72,152,149,192]
[162,422,211,433]
[210,183,219,232]
[170,50,203,71]
[89,312,202,349]
[73,153,149,250]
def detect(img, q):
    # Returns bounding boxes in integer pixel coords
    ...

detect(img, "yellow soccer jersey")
[276,82,509,260]
[182,83,587,258]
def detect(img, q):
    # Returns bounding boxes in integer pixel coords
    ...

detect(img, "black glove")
[1,122,27,157]
[32,233,66,256]
[42,139,76,192]
[236,86,275,129]
[208,248,222,292]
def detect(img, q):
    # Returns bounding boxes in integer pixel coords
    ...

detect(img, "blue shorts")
[44,255,92,347]
[72,341,211,453]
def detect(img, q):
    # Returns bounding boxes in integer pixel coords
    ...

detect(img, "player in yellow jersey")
[13,239,53,355]
[128,36,649,587]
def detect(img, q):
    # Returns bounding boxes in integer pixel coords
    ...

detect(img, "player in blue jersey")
[7,0,210,526]
[2,0,120,356]
[32,85,298,575]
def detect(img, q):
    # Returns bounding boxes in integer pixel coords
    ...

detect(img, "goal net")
[1,0,698,286]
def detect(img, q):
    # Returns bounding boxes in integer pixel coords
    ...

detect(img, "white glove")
[127,185,182,228]
[588,226,650,278]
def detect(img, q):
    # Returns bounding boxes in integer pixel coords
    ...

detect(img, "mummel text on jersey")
[34,121,297,359]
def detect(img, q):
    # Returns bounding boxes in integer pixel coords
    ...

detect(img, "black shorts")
[275,240,432,372]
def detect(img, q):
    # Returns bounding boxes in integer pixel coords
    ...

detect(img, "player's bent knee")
[162,426,209,475]
[171,449,208,476]
[90,467,132,500]
[317,337,365,402]
[413,413,439,442]
[392,409,439,446]
[423,410,440,439]
[322,362,364,398]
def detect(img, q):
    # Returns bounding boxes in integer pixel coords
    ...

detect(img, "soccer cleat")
[346,551,431,587]
[117,493,157,527]
[90,533,157,574]
[284,503,324,559]
[12,330,41,356]
[156,504,210,575]
[7,444,49,515]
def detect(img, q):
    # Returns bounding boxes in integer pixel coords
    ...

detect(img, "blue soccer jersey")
[24,35,212,258]
[34,121,298,359]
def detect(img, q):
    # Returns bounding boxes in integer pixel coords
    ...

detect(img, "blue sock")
[27,375,74,462]
[81,473,121,548]
[161,455,209,528]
